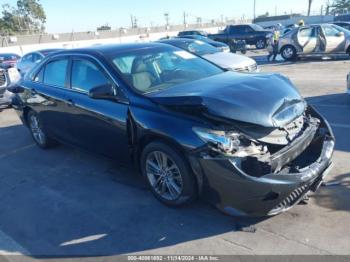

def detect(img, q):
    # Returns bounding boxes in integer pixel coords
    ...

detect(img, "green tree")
[0,0,46,35]
[331,0,350,14]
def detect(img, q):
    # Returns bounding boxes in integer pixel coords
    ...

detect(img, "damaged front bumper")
[189,106,335,217]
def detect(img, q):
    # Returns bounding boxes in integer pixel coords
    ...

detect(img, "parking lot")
[0,51,349,257]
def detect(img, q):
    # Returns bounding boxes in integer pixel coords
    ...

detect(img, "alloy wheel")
[256,40,265,49]
[146,151,183,201]
[29,114,46,145]
[283,47,294,59]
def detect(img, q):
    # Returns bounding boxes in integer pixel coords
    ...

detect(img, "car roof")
[37,48,63,53]
[179,30,205,33]
[55,43,172,57]
[158,38,199,45]
[0,53,20,57]
[25,48,63,56]
[229,24,252,26]
[0,52,19,55]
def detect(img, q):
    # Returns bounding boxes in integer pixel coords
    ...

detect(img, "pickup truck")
[209,24,272,49]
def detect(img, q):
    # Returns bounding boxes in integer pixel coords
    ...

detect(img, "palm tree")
[307,0,313,16]
[307,0,314,15]
[332,0,350,14]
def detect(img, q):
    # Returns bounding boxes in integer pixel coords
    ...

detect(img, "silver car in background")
[0,67,21,108]
[276,24,350,61]
[158,38,258,72]
[16,48,62,75]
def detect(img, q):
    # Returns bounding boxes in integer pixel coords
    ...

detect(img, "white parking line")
[0,230,29,256]
[330,123,350,129]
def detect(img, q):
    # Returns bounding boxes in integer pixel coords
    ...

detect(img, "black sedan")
[10,43,334,216]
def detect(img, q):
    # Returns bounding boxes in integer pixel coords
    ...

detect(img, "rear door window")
[43,59,68,87]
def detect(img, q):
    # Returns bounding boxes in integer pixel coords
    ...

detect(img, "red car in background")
[0,53,21,68]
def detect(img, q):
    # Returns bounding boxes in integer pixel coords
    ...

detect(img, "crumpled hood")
[203,52,256,71]
[149,72,306,128]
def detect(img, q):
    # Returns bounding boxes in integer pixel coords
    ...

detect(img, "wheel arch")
[135,133,204,195]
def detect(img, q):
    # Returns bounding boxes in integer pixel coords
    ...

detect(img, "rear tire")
[140,141,197,207]
[27,110,57,149]
[281,45,297,61]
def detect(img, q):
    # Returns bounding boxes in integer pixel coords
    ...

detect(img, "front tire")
[281,45,297,61]
[140,141,197,207]
[27,111,57,149]
[255,38,266,49]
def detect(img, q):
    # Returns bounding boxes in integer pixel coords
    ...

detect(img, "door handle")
[66,99,75,106]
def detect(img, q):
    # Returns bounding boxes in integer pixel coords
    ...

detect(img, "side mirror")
[336,31,344,37]
[88,84,116,100]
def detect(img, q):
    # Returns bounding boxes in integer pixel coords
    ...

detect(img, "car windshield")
[250,24,264,31]
[176,40,219,55]
[111,46,223,94]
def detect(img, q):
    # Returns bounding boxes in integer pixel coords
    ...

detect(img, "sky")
[0,0,327,33]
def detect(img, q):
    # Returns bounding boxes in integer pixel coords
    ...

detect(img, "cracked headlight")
[193,127,267,157]
[193,127,240,153]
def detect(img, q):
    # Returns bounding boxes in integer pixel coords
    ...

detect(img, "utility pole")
[164,12,170,27]
[130,15,137,28]
[183,12,187,26]
[130,15,133,28]
[253,0,256,19]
